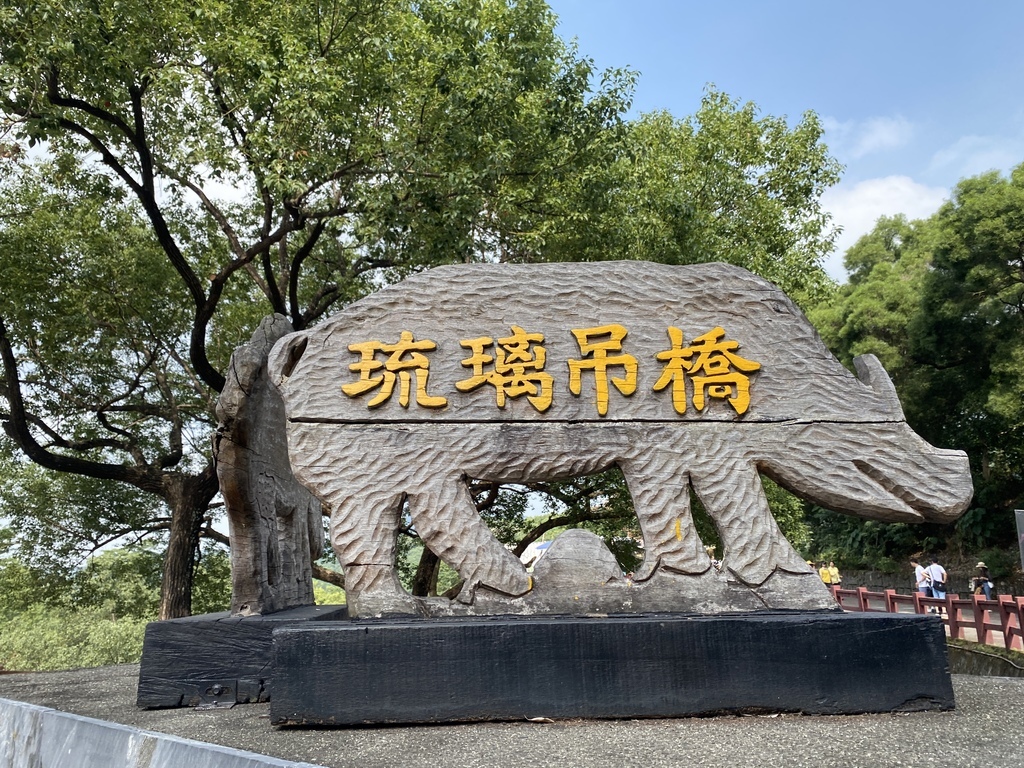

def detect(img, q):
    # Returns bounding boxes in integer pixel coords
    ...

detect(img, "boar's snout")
[847,431,973,524]
[761,423,974,525]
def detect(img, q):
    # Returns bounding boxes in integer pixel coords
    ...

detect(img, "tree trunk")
[411,547,441,597]
[159,466,219,620]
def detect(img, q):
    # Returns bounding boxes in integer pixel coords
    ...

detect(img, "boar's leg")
[620,457,711,582]
[690,456,810,587]
[407,473,531,604]
[327,484,417,613]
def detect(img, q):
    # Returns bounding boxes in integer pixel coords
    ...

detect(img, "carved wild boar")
[267,262,973,618]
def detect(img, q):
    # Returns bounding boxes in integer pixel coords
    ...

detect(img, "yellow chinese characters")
[340,323,759,417]
[456,326,553,412]
[654,326,760,415]
[341,331,448,408]
[567,324,638,416]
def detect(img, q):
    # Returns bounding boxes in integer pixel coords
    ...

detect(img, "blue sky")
[546,0,1024,281]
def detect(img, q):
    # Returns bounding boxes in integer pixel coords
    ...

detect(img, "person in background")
[926,556,948,609]
[827,561,842,589]
[972,561,993,600]
[911,557,931,596]
[818,562,832,585]
[705,545,722,570]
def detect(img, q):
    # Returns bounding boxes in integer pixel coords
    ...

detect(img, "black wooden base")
[136,604,347,708]
[270,612,953,725]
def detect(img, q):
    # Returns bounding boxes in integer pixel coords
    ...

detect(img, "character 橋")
[267,262,973,618]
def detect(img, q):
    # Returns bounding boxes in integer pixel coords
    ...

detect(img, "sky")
[546,0,1024,281]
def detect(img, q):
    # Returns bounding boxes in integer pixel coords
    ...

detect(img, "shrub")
[313,580,346,605]
[0,543,232,671]
[0,604,147,671]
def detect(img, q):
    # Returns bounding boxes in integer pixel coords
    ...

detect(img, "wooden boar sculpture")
[267,262,973,618]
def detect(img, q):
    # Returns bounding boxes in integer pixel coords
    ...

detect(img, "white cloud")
[821,176,949,282]
[823,116,914,160]
[928,134,1024,180]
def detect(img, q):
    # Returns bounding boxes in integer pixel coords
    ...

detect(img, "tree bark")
[158,465,219,620]
[411,547,441,597]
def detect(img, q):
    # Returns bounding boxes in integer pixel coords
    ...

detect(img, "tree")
[1,1,841,614]
[0,162,223,618]
[538,94,841,304]
[809,165,1024,564]
[0,0,634,617]
[910,166,1024,549]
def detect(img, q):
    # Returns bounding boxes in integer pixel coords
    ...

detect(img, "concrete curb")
[947,643,1024,677]
[0,697,326,768]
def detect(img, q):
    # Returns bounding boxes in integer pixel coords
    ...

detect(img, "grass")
[947,636,1024,667]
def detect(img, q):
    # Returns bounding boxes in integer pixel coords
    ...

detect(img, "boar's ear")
[268,332,309,388]
[853,354,905,420]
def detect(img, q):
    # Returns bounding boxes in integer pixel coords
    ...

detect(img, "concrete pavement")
[1,664,1023,768]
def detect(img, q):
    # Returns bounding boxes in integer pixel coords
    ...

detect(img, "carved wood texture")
[215,315,325,616]
[268,262,974,618]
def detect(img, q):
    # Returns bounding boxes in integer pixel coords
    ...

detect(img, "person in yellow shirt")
[818,562,832,584]
[828,561,842,588]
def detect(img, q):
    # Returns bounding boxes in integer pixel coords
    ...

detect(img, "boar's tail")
[853,354,905,420]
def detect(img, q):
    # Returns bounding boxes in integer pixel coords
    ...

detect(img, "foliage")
[0,543,231,620]
[809,214,935,376]
[69,546,164,619]
[965,546,1018,581]
[0,543,229,670]
[0,0,633,356]
[479,486,532,546]
[0,1,843,610]
[540,93,842,305]
[0,605,148,671]
[0,557,66,621]
[911,167,1024,520]
[801,507,945,572]
[0,438,168,570]
[191,548,232,614]
[0,0,635,617]
[0,161,223,618]
[313,579,346,606]
[762,479,813,554]
[522,468,641,572]
[809,164,1024,567]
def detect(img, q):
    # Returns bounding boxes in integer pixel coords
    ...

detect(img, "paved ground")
[1,665,1023,768]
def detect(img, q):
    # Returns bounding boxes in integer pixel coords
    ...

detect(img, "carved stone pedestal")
[269,612,953,726]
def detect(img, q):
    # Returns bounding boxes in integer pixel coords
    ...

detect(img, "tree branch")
[288,220,326,327]
[312,563,345,589]
[45,67,141,152]
[0,315,161,493]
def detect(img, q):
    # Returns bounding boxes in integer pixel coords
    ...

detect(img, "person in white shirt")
[911,558,931,595]
[926,557,948,601]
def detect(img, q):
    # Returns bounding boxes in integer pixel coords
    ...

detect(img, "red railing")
[829,585,1024,652]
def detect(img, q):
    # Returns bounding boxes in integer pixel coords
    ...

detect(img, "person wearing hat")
[971,561,993,599]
